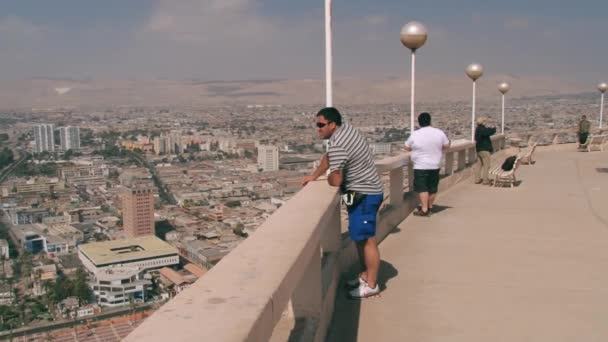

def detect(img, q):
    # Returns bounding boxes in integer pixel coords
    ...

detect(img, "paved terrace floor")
[328,148,608,342]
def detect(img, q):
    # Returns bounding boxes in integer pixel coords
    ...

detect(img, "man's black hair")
[316,107,342,126]
[418,112,431,127]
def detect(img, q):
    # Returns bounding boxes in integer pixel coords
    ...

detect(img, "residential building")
[7,208,50,225]
[183,263,207,278]
[16,178,65,194]
[33,124,55,153]
[42,213,71,226]
[153,135,169,155]
[170,131,184,154]
[153,131,183,155]
[236,139,258,151]
[184,239,229,267]
[59,165,109,179]
[158,267,194,297]
[76,305,97,318]
[0,240,8,259]
[78,235,179,274]
[90,267,151,307]
[59,126,81,151]
[10,223,83,254]
[279,156,316,171]
[0,284,14,305]
[257,145,279,172]
[56,297,80,318]
[370,142,392,155]
[122,186,155,237]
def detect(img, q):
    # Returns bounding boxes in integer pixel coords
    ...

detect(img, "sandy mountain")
[0,75,590,109]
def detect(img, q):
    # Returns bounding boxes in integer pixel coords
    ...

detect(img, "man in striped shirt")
[301,107,384,298]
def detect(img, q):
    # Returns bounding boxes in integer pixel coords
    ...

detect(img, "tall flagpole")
[325,0,333,107]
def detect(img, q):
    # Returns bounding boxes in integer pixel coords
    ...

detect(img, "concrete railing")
[126,135,506,342]
[508,128,608,147]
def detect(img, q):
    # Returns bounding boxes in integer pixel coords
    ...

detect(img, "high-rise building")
[170,131,184,154]
[33,124,55,153]
[59,126,81,151]
[122,186,155,237]
[257,145,279,172]
[153,132,183,155]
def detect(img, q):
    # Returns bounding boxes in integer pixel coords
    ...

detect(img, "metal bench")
[493,156,521,188]
[518,143,537,165]
[580,135,607,152]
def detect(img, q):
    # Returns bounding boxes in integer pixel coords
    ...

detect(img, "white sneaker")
[349,283,380,299]
[345,276,367,289]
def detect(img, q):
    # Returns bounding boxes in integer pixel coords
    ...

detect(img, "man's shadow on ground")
[323,260,399,342]
[412,205,453,215]
[492,180,523,187]
[430,205,452,214]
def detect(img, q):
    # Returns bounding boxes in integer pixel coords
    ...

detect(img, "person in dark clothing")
[577,115,591,148]
[474,117,497,185]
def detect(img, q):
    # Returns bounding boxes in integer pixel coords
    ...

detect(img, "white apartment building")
[370,142,392,155]
[153,131,183,155]
[91,267,151,307]
[33,124,55,153]
[257,145,279,172]
[59,126,81,151]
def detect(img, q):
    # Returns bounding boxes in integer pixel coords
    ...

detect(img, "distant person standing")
[301,107,384,299]
[474,117,497,185]
[404,112,450,216]
[578,115,591,148]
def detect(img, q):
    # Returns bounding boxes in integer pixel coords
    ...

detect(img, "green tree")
[51,277,73,302]
[73,268,92,305]
[62,149,74,161]
[0,148,14,168]
[225,200,241,208]
[18,251,33,285]
[38,162,58,177]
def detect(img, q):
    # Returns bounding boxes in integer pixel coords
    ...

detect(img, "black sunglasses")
[316,121,333,128]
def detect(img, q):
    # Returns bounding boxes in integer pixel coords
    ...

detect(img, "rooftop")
[78,235,178,266]
[96,266,140,281]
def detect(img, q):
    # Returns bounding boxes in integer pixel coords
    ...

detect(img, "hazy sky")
[0,0,605,82]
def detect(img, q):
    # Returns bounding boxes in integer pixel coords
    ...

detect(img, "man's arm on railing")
[301,153,329,186]
[327,169,343,187]
[442,139,451,152]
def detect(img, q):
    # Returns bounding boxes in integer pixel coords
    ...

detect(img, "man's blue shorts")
[347,193,384,241]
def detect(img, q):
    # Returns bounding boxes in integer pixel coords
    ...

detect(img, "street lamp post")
[400,21,428,135]
[498,82,511,134]
[325,0,333,107]
[466,63,484,141]
[598,82,608,129]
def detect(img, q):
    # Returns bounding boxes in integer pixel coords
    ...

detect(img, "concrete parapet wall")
[126,135,507,342]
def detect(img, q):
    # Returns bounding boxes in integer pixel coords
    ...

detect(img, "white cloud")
[504,17,529,30]
[141,0,278,44]
[0,15,45,40]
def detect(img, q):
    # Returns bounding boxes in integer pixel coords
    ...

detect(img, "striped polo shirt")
[328,123,383,195]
